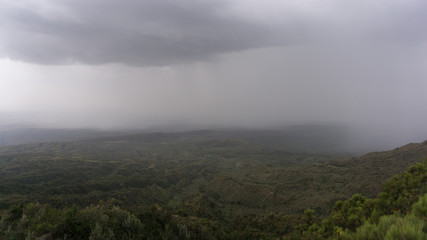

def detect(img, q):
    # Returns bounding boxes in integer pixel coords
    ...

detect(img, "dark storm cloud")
[0,0,298,66]
[1,0,427,151]
[1,0,427,66]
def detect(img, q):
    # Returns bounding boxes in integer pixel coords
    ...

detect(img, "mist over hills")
[0,123,425,155]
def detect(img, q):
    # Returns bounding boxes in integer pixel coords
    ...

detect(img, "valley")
[0,128,426,239]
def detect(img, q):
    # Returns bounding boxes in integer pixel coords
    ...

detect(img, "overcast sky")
[1,0,427,143]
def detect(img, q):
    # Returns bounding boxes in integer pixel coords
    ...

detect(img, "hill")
[0,124,397,154]
[0,154,425,239]
[0,130,426,218]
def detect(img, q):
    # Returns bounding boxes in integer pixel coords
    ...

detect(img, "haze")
[1,0,427,149]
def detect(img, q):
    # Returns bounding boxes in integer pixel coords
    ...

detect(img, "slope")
[0,130,426,217]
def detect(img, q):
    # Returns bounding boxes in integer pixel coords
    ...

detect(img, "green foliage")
[302,159,427,239]
[89,223,115,240]
[411,193,427,218]
[1,131,427,239]
[373,160,427,219]
[0,135,342,216]
[230,213,304,239]
[343,204,427,240]
[1,132,426,219]
[0,203,146,240]
[302,209,315,226]
[330,194,373,231]
[343,214,426,240]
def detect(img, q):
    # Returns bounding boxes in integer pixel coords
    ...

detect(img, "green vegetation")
[341,192,427,240]
[1,159,425,239]
[0,136,341,214]
[0,130,426,239]
[300,159,427,239]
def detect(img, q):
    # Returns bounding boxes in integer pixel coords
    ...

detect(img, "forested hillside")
[0,158,425,239]
[0,131,426,239]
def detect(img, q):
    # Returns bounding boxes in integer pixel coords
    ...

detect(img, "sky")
[0,0,427,144]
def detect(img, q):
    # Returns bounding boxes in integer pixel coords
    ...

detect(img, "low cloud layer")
[1,0,427,150]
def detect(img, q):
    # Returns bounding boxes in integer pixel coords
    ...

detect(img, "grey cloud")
[2,0,426,66]
[0,0,294,66]
[1,0,427,152]
[345,1,427,44]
